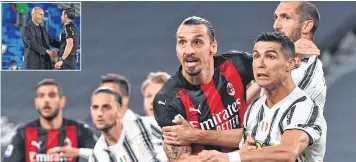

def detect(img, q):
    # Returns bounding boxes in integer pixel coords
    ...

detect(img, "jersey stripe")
[298,58,318,90]
[65,125,78,162]
[47,130,59,162]
[136,118,159,161]
[263,109,280,146]
[177,88,205,155]
[123,135,139,162]
[25,127,38,162]
[220,59,247,128]
[251,106,264,139]
[278,96,307,134]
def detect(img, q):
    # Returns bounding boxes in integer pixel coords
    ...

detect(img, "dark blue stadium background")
[2,2,356,161]
[1,3,81,70]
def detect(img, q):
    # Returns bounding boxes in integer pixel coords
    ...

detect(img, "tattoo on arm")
[163,142,192,162]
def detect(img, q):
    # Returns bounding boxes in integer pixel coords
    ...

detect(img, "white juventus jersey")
[241,87,325,162]
[292,56,327,113]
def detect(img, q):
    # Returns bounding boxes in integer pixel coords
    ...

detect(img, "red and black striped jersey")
[153,51,254,154]
[3,118,97,162]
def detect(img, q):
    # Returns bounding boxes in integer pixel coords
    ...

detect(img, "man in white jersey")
[247,2,327,159]
[89,87,159,162]
[198,32,325,162]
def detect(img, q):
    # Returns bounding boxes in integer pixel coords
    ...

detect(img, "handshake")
[46,49,58,57]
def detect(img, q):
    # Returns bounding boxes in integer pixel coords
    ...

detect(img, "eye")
[194,39,203,45]
[253,54,260,59]
[268,55,275,60]
[178,40,185,45]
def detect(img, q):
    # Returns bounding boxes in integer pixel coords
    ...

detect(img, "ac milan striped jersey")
[153,51,254,155]
[2,118,97,162]
[241,87,325,162]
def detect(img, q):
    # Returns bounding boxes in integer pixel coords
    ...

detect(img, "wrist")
[58,57,64,62]
[79,148,93,159]
[228,151,241,162]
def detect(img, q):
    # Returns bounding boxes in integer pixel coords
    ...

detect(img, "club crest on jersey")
[226,82,235,96]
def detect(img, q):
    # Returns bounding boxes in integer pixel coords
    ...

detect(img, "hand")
[55,60,63,69]
[47,49,58,57]
[294,38,320,56]
[47,146,80,159]
[162,119,197,146]
[198,150,229,162]
[240,136,258,151]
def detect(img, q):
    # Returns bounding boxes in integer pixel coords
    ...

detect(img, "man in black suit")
[21,7,60,70]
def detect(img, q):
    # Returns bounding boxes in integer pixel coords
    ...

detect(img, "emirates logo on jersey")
[226,82,235,96]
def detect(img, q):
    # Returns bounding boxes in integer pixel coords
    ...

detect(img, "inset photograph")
[1,2,81,70]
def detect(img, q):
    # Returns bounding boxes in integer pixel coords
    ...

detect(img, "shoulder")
[64,118,93,131]
[218,50,252,61]
[154,75,181,103]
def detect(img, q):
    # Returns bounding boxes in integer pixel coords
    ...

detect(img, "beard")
[185,68,202,76]
[37,107,60,121]
[97,119,117,133]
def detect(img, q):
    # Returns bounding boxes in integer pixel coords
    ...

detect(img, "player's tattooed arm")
[163,141,195,162]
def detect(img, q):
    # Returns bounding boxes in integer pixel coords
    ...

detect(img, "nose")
[273,18,281,32]
[183,43,195,56]
[254,56,266,69]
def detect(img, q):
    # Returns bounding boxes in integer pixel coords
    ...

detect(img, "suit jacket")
[21,21,61,69]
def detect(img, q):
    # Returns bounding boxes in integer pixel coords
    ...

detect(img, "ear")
[301,20,314,35]
[60,96,67,109]
[34,98,38,110]
[122,96,129,109]
[286,57,297,72]
[211,39,218,56]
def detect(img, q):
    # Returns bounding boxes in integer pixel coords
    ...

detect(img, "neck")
[301,33,313,41]
[182,57,214,85]
[103,122,123,146]
[39,115,63,130]
[64,20,71,25]
[31,19,39,26]
[264,76,296,108]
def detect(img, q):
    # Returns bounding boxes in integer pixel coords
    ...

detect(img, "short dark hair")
[254,32,296,58]
[64,8,75,20]
[92,87,122,105]
[10,60,16,64]
[180,16,216,41]
[100,73,130,96]
[36,78,62,96]
[296,2,320,35]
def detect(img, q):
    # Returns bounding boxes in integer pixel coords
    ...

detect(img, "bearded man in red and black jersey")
[153,16,254,161]
[3,79,97,162]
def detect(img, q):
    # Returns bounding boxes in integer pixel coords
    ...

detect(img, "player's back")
[242,87,325,162]
[292,56,327,112]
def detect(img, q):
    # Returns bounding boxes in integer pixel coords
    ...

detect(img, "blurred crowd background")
[2,1,356,161]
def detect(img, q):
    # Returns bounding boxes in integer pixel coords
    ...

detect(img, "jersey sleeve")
[65,25,75,39]
[153,93,184,128]
[223,51,254,87]
[77,122,98,148]
[2,129,25,162]
[283,101,323,145]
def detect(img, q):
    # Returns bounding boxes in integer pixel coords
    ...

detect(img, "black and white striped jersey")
[89,118,160,162]
[292,56,327,113]
[241,87,325,162]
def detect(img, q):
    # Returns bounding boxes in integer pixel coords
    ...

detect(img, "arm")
[21,26,48,55]
[246,82,261,105]
[2,130,25,162]
[48,36,61,48]
[234,130,310,162]
[60,26,75,60]
[163,119,243,148]
[230,101,323,162]
[163,142,197,162]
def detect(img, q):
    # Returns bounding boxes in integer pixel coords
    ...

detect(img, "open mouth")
[184,57,199,67]
[257,73,269,78]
